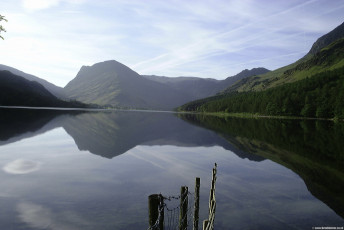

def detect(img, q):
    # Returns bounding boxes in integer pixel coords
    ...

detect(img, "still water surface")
[0,108,343,229]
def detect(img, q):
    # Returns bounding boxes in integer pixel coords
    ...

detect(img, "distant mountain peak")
[64,60,187,109]
[230,67,270,77]
[224,67,270,82]
[74,60,140,80]
[88,60,134,71]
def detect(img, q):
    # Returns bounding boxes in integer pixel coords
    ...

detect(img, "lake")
[0,108,343,230]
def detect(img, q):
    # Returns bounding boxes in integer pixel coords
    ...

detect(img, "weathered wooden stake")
[193,177,200,230]
[202,219,209,230]
[179,186,188,230]
[209,169,214,212]
[148,194,164,229]
[203,163,217,230]
[209,166,217,214]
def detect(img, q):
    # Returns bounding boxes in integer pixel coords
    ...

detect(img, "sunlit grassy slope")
[226,21,344,93]
[178,38,344,118]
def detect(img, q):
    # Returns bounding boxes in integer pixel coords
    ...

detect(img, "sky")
[0,0,344,87]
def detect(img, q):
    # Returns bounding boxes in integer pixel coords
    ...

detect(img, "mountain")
[64,60,191,110]
[220,67,270,91]
[307,21,344,56]
[0,70,86,108]
[225,21,344,93]
[142,75,221,99]
[143,67,269,99]
[64,59,269,110]
[0,64,65,98]
[179,22,344,119]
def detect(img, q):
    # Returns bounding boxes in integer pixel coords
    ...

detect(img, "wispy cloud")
[21,0,86,11]
[1,0,343,85]
[129,0,344,78]
[22,0,61,11]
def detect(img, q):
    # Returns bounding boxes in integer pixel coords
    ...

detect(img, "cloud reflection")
[3,159,41,174]
[17,202,92,230]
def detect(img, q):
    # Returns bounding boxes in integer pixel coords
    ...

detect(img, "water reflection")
[3,159,41,174]
[0,108,81,145]
[17,201,93,230]
[0,109,263,161]
[180,114,344,218]
[62,111,265,160]
[0,108,343,229]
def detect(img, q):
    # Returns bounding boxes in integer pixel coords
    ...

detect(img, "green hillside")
[227,39,344,92]
[227,22,344,93]
[178,38,344,119]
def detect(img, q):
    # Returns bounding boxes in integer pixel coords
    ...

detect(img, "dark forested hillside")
[179,36,344,119]
[179,66,344,119]
[0,64,65,98]
[0,70,86,108]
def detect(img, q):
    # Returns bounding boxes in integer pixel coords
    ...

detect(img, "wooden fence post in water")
[202,219,209,230]
[193,177,200,230]
[203,163,217,230]
[148,194,164,229]
[209,166,216,214]
[179,186,188,230]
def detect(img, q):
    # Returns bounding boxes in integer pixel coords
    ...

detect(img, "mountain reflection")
[180,114,344,219]
[0,108,263,161]
[62,111,264,160]
[1,108,344,220]
[0,108,79,145]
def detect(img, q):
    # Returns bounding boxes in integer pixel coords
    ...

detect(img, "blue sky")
[1,0,344,87]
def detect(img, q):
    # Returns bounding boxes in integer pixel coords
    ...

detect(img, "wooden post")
[203,163,217,230]
[209,169,214,211]
[148,194,164,229]
[179,186,188,230]
[202,220,209,230]
[193,177,200,230]
[209,166,217,213]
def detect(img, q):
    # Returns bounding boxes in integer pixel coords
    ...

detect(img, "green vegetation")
[179,38,344,119]
[0,14,7,40]
[226,22,344,93]
[227,60,303,92]
[180,66,344,119]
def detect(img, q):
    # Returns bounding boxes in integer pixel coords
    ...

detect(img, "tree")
[0,14,7,40]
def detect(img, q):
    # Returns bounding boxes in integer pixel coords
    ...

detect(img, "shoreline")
[0,105,177,114]
[178,111,342,122]
[1,106,342,121]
